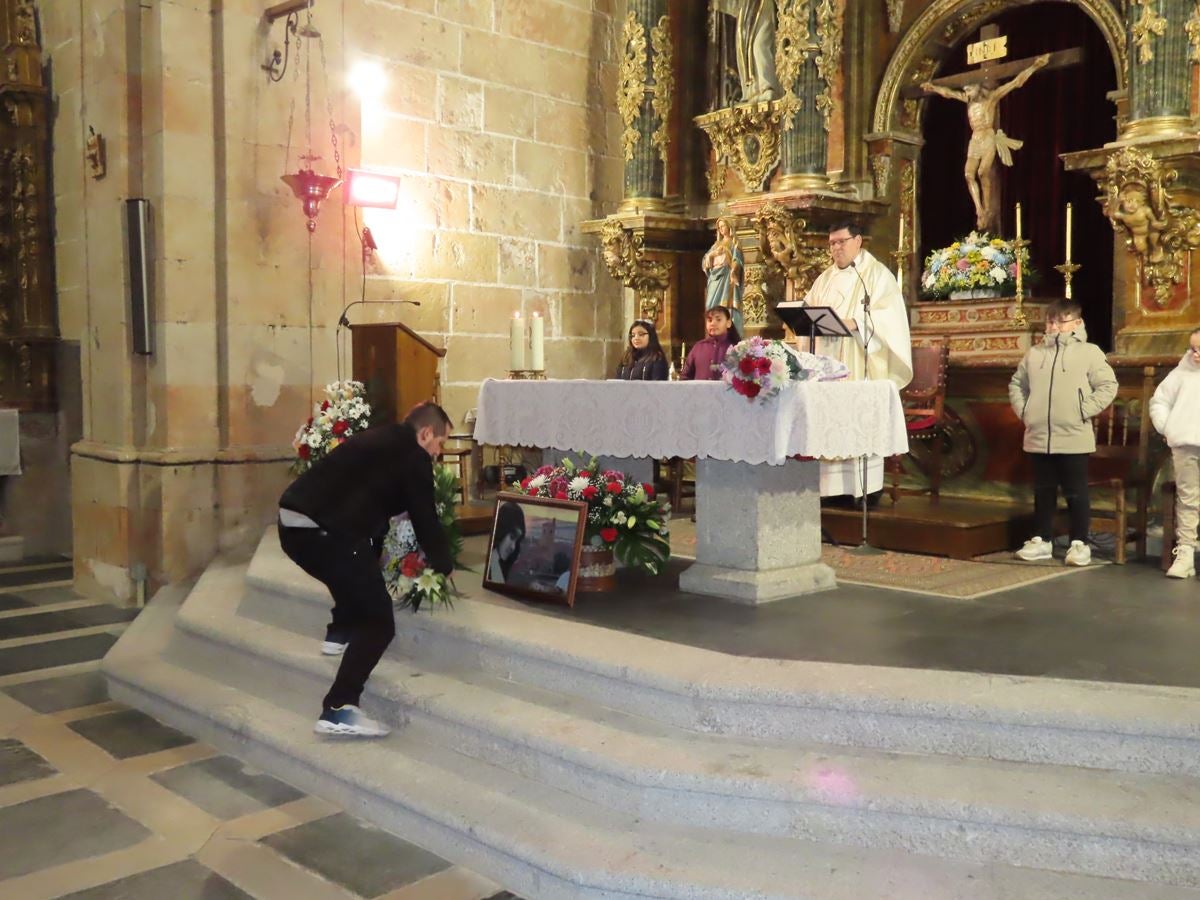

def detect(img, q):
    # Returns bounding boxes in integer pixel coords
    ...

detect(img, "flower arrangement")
[720,336,811,403]
[291,381,372,474]
[513,457,671,575]
[920,231,1032,299]
[381,465,464,610]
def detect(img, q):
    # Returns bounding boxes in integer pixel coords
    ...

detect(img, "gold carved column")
[0,0,56,409]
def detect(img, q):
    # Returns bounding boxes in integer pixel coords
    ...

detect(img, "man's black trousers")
[277,523,394,712]
[1029,452,1091,544]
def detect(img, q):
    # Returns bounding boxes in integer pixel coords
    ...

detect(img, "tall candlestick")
[1015,202,1022,241]
[509,312,525,371]
[1065,202,1073,262]
[897,215,905,259]
[530,312,545,371]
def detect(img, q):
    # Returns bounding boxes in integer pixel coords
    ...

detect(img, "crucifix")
[911,25,1083,234]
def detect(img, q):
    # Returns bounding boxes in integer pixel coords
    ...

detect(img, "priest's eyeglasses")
[828,237,858,248]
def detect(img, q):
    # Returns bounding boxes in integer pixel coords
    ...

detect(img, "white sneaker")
[320,639,348,656]
[1064,540,1092,567]
[1167,545,1196,579]
[314,705,390,737]
[1015,537,1053,561]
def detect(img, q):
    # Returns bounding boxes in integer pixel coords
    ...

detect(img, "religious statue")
[1111,184,1168,264]
[703,216,745,331]
[736,0,781,103]
[921,53,1049,234]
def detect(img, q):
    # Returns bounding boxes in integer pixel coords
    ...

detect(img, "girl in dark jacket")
[615,320,669,381]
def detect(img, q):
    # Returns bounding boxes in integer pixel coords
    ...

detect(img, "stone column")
[777,0,826,189]
[618,0,671,212]
[1125,0,1192,137]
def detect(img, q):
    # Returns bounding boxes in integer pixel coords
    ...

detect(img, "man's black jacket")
[279,423,453,575]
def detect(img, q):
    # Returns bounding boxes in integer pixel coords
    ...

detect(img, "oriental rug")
[669,520,1107,600]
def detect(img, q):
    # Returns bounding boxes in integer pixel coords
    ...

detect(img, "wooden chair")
[438,445,472,505]
[887,341,950,503]
[1085,366,1160,564]
[655,458,695,512]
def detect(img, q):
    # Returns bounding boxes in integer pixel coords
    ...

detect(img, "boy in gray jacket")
[1008,299,1118,566]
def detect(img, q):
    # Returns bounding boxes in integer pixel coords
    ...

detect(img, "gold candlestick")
[1054,261,1081,300]
[507,369,547,380]
[1012,234,1029,329]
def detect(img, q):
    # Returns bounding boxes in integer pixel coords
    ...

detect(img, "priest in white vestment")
[801,222,913,497]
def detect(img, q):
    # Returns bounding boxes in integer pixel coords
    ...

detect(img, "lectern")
[349,322,446,425]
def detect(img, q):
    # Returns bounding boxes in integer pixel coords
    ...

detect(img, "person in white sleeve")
[1149,327,1200,579]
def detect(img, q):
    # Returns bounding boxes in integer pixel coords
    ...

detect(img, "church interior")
[2,0,1200,897]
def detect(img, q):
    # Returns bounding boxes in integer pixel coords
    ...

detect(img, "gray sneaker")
[314,705,390,737]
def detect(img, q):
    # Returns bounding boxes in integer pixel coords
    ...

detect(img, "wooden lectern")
[349,322,445,425]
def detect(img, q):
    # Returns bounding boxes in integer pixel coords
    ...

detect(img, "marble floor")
[0,560,522,900]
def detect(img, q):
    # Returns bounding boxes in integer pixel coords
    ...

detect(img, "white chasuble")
[802,249,913,497]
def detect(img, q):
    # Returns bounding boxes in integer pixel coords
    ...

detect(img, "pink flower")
[956,258,972,271]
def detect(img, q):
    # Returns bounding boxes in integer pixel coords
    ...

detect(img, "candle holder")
[1012,234,1030,329]
[507,369,547,380]
[1054,261,1081,300]
[892,247,911,296]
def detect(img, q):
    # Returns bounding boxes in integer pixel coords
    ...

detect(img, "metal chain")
[284,97,295,173]
[303,6,313,162]
[318,33,342,178]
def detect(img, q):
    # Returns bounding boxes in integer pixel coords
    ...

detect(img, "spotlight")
[348,60,387,103]
[344,168,402,209]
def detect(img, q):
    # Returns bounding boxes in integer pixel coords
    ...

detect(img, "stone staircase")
[102,529,1200,899]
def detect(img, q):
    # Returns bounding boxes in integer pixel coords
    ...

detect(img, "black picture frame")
[483,492,588,608]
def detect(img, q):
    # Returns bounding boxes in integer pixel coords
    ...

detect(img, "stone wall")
[42,0,625,601]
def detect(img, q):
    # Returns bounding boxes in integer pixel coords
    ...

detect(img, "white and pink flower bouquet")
[720,337,809,403]
[291,380,372,474]
[381,465,464,611]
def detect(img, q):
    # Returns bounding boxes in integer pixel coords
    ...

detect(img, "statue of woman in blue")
[703,216,744,333]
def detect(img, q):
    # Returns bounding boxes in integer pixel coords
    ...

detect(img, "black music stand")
[775,303,853,353]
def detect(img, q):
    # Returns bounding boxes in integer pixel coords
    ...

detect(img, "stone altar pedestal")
[681,457,834,603]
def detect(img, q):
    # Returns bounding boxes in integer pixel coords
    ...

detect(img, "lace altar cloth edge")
[474,379,908,466]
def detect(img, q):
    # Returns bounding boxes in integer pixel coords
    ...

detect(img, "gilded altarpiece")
[0,0,55,410]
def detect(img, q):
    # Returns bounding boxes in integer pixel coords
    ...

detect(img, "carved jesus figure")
[921,53,1049,233]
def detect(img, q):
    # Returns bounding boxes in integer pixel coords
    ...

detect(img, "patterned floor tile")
[60,859,252,899]
[2,670,109,712]
[0,737,57,786]
[68,708,195,759]
[0,788,150,879]
[261,812,451,897]
[151,755,305,819]
[0,633,117,676]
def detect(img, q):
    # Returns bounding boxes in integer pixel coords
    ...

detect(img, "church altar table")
[474,379,908,603]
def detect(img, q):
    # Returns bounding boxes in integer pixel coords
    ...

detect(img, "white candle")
[1065,202,1073,262]
[897,214,905,257]
[1015,202,1022,241]
[509,312,525,371]
[530,312,545,371]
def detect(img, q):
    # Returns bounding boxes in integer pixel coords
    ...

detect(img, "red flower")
[520,477,531,489]
[738,357,756,375]
[554,490,568,500]
[579,471,592,479]
[298,444,311,459]
[332,420,349,436]
[582,485,598,499]
[605,481,623,494]
[320,400,331,411]
[731,377,749,396]
[600,527,618,543]
[744,381,761,398]
[306,416,314,426]
[641,483,655,498]
[527,487,539,496]
[755,357,772,374]
[400,552,425,578]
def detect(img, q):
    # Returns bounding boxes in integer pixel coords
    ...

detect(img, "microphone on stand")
[337,299,421,329]
[846,259,884,555]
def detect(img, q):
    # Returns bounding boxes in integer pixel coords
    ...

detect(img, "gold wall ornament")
[814,0,843,132]
[1186,1,1200,62]
[741,262,770,327]
[873,0,1126,134]
[649,15,674,164]
[1099,146,1200,306]
[85,127,106,180]
[694,101,789,194]
[870,152,892,196]
[598,217,671,325]
[1132,0,1168,64]
[14,0,35,44]
[754,201,830,294]
[887,0,905,33]
[774,0,814,121]
[618,12,648,162]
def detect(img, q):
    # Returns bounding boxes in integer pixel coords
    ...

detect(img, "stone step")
[103,589,1200,900]
[246,529,1200,778]
[184,555,1200,886]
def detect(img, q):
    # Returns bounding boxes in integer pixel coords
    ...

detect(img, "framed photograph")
[484,492,588,607]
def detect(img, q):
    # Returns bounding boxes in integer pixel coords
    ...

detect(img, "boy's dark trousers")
[277,523,395,712]
[1029,452,1090,543]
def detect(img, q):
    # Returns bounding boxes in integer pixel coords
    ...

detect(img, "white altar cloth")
[474,379,907,465]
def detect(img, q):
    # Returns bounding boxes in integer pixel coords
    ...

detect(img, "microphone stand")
[847,260,885,556]
[334,298,422,382]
